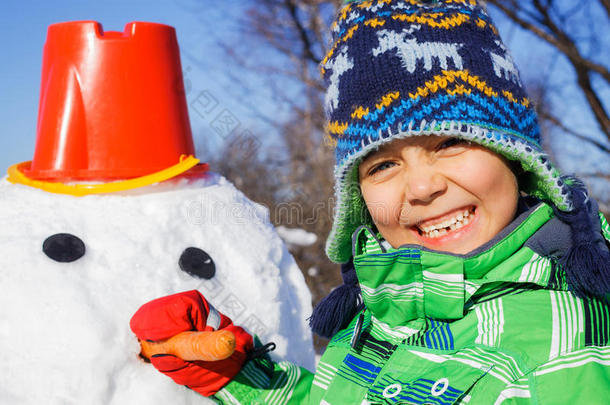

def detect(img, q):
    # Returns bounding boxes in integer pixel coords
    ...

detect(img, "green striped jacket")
[215,202,610,404]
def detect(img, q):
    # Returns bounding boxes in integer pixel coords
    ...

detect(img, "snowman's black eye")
[179,247,215,279]
[43,233,86,263]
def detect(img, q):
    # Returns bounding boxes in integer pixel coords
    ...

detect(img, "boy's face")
[358,136,519,254]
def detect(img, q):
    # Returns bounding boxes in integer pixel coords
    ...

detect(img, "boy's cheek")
[449,150,518,198]
[398,202,416,226]
[366,200,402,226]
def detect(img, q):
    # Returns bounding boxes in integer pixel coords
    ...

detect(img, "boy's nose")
[402,167,447,204]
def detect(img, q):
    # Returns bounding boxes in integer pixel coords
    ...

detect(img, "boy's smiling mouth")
[414,206,476,239]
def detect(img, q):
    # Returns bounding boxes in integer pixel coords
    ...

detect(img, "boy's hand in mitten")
[129,290,253,397]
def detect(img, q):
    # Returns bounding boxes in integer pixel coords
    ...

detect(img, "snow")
[0,173,315,404]
[276,226,317,247]
[307,267,319,277]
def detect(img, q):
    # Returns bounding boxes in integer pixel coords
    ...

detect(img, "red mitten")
[130,290,253,396]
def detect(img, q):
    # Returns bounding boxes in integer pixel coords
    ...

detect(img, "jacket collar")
[352,202,556,328]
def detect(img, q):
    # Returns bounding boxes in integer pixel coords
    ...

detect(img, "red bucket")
[25,21,196,181]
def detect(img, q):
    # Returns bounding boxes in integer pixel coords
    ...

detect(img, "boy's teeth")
[419,208,474,238]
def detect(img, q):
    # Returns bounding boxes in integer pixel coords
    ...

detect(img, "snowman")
[0,21,314,404]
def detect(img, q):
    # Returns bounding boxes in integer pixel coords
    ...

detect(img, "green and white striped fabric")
[215,204,610,404]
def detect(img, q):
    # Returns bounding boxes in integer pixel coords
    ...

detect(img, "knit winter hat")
[322,0,574,264]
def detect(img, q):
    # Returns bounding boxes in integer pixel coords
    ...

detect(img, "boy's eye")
[437,137,466,150]
[368,161,396,176]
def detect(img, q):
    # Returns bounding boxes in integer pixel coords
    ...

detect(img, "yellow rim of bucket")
[6,155,200,196]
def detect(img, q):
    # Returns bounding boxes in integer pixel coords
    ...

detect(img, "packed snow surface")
[276,226,318,247]
[0,173,314,404]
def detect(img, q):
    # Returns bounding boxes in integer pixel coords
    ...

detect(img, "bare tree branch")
[601,0,610,18]
[538,110,610,154]
[487,0,610,81]
[579,172,610,180]
[487,0,610,141]
[284,0,322,64]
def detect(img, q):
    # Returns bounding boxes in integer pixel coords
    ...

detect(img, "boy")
[130,0,610,403]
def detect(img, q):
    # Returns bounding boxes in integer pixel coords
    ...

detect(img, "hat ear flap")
[552,181,610,298]
[309,258,363,338]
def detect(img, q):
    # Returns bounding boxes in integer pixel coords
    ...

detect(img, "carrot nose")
[139,330,236,362]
